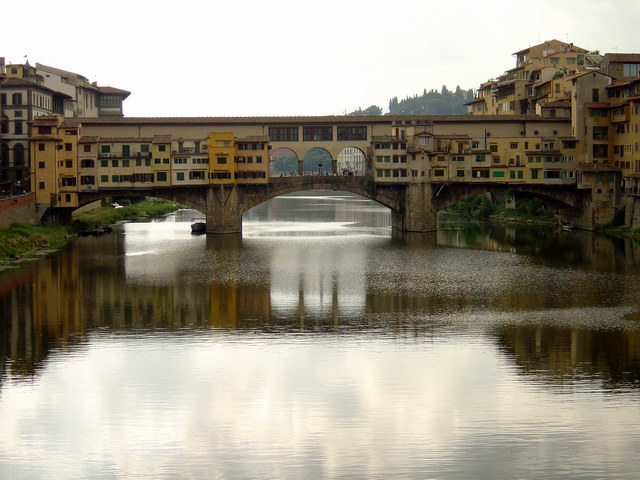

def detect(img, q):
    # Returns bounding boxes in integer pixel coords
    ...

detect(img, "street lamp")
[318,162,323,175]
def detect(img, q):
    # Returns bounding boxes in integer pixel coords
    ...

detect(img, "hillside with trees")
[348,85,473,116]
[389,86,473,114]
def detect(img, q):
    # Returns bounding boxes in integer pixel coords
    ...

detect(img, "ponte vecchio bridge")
[33,115,620,233]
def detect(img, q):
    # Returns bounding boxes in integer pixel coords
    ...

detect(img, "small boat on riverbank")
[191,221,206,234]
[80,225,112,236]
[560,219,575,230]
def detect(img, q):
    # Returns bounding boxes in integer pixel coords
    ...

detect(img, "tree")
[348,105,382,116]
[388,85,472,115]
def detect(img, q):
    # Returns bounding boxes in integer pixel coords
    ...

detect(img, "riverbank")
[0,199,181,265]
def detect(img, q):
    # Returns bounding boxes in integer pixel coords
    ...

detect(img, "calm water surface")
[1,191,640,479]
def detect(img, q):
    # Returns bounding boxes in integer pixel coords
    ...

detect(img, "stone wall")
[0,194,35,228]
[624,196,640,230]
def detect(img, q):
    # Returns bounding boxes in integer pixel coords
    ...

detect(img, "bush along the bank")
[443,194,555,223]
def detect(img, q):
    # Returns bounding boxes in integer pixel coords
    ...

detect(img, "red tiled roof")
[584,102,610,108]
[153,135,173,144]
[97,86,131,98]
[99,137,154,143]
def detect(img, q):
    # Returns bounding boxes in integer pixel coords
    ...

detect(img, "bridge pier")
[399,183,438,232]
[205,185,243,234]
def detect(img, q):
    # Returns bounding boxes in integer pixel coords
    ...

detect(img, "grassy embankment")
[0,199,181,264]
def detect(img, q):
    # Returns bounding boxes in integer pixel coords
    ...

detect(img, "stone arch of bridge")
[236,178,404,231]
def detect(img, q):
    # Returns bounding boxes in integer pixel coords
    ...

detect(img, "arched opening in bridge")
[337,147,367,176]
[270,147,298,176]
[302,148,332,175]
[242,190,391,237]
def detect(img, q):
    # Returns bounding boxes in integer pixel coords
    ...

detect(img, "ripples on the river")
[2,197,640,479]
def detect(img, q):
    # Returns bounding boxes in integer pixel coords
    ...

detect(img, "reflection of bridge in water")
[3,221,640,389]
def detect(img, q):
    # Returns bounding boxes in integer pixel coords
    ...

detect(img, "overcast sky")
[3,0,640,117]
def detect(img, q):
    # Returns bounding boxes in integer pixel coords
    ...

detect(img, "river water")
[1,191,640,479]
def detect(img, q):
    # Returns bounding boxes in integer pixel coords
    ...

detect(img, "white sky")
[3,0,640,117]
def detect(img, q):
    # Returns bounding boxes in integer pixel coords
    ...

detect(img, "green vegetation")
[0,224,74,263]
[443,194,556,223]
[348,105,383,116]
[72,198,180,229]
[0,198,181,264]
[389,85,473,115]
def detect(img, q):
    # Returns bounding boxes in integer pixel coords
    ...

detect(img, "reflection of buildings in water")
[269,242,368,323]
[497,325,640,389]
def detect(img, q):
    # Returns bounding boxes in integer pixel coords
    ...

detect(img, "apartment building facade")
[0,58,129,193]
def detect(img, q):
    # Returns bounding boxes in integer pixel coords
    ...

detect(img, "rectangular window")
[158,145,166,152]
[217,157,227,164]
[268,127,299,141]
[112,175,119,182]
[303,127,333,141]
[84,144,91,153]
[492,171,505,178]
[14,122,22,134]
[337,126,367,141]
[156,172,167,181]
[38,181,45,190]
[12,93,22,105]
[123,160,129,167]
[38,161,45,169]
[101,175,108,183]
[177,172,185,181]
[101,160,108,167]
[101,145,111,153]
[593,126,608,139]
[65,143,72,151]
[112,160,119,167]
[38,143,45,151]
